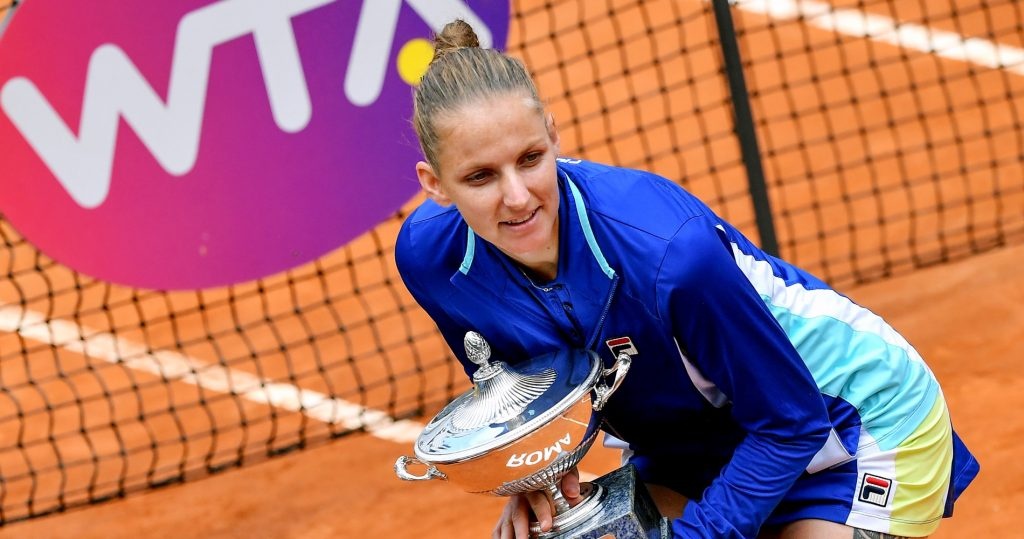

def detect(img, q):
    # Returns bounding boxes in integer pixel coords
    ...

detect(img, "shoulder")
[556,158,709,241]
[395,199,466,285]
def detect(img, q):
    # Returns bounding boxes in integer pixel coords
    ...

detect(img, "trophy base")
[531,464,670,539]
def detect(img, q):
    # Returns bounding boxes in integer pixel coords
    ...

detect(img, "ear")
[545,112,560,154]
[416,161,452,206]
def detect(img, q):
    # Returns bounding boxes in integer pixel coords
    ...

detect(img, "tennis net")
[0,0,1021,525]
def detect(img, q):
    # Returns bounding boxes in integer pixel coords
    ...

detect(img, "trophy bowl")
[395,331,631,536]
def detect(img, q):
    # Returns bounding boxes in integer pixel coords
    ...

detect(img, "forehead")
[436,93,544,142]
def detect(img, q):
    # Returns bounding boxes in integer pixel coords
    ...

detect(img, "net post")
[710,0,779,256]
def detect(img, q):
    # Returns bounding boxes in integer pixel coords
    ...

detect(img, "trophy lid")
[414,332,602,464]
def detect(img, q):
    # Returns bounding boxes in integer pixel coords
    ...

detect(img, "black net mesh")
[0,0,1020,525]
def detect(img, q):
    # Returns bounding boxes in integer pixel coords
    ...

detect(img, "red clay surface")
[1,1,1021,537]
[2,242,1019,538]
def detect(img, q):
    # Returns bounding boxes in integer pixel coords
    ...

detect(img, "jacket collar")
[449,166,620,351]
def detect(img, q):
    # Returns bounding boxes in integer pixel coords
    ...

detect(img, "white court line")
[0,303,424,443]
[738,0,1024,76]
[0,303,605,480]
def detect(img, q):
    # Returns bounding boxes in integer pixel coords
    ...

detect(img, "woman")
[395,19,978,539]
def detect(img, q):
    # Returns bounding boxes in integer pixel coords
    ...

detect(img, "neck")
[519,261,558,284]
[502,214,560,283]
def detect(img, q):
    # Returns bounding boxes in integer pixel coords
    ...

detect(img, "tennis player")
[395,19,978,539]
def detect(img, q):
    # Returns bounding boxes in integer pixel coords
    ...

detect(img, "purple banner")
[0,0,509,289]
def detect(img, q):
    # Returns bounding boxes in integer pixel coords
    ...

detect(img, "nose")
[501,172,530,209]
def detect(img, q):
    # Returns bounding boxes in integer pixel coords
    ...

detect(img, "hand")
[492,467,582,539]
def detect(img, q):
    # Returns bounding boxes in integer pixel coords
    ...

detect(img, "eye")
[466,170,491,183]
[521,152,543,165]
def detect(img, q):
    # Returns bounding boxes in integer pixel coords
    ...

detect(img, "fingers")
[493,516,511,539]
[492,496,514,539]
[526,489,553,532]
[512,497,533,539]
[492,472,584,539]
[560,467,581,501]
[492,495,536,539]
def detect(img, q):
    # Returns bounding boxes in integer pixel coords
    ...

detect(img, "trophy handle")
[592,352,632,411]
[394,455,448,481]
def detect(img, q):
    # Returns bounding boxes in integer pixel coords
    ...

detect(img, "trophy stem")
[547,482,573,514]
[531,482,605,538]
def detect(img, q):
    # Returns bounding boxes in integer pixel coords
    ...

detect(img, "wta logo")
[0,0,508,289]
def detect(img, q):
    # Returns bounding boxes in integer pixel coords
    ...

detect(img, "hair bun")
[432,19,480,61]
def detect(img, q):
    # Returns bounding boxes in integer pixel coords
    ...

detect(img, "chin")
[494,240,535,259]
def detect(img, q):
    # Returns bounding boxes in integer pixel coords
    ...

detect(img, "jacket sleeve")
[658,216,832,538]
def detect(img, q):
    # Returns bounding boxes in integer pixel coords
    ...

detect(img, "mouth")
[501,208,539,228]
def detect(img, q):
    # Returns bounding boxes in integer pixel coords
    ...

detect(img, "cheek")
[530,166,559,198]
[455,189,500,221]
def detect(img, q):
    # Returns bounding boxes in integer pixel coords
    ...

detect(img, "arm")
[659,217,831,538]
[394,218,476,374]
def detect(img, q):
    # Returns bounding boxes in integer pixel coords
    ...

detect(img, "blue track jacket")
[395,158,977,538]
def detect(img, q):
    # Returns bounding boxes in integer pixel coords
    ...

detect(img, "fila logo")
[606,336,638,358]
[858,473,893,507]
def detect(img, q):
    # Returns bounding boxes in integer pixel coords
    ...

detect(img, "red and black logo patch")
[605,336,637,358]
[858,473,892,507]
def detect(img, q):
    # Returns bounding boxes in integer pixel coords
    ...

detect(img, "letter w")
[0,0,332,208]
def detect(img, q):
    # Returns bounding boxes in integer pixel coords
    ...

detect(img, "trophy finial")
[451,331,556,432]
[464,331,491,367]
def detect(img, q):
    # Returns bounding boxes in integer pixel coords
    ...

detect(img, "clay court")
[1,0,1021,537]
[4,243,1022,538]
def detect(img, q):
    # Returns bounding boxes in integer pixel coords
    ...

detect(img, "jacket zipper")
[587,273,619,353]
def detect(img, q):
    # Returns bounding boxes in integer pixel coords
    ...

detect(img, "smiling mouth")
[502,208,539,227]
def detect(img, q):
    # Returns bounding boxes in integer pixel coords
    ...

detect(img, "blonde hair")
[413,19,542,172]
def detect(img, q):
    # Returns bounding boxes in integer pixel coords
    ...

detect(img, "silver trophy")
[395,332,668,538]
